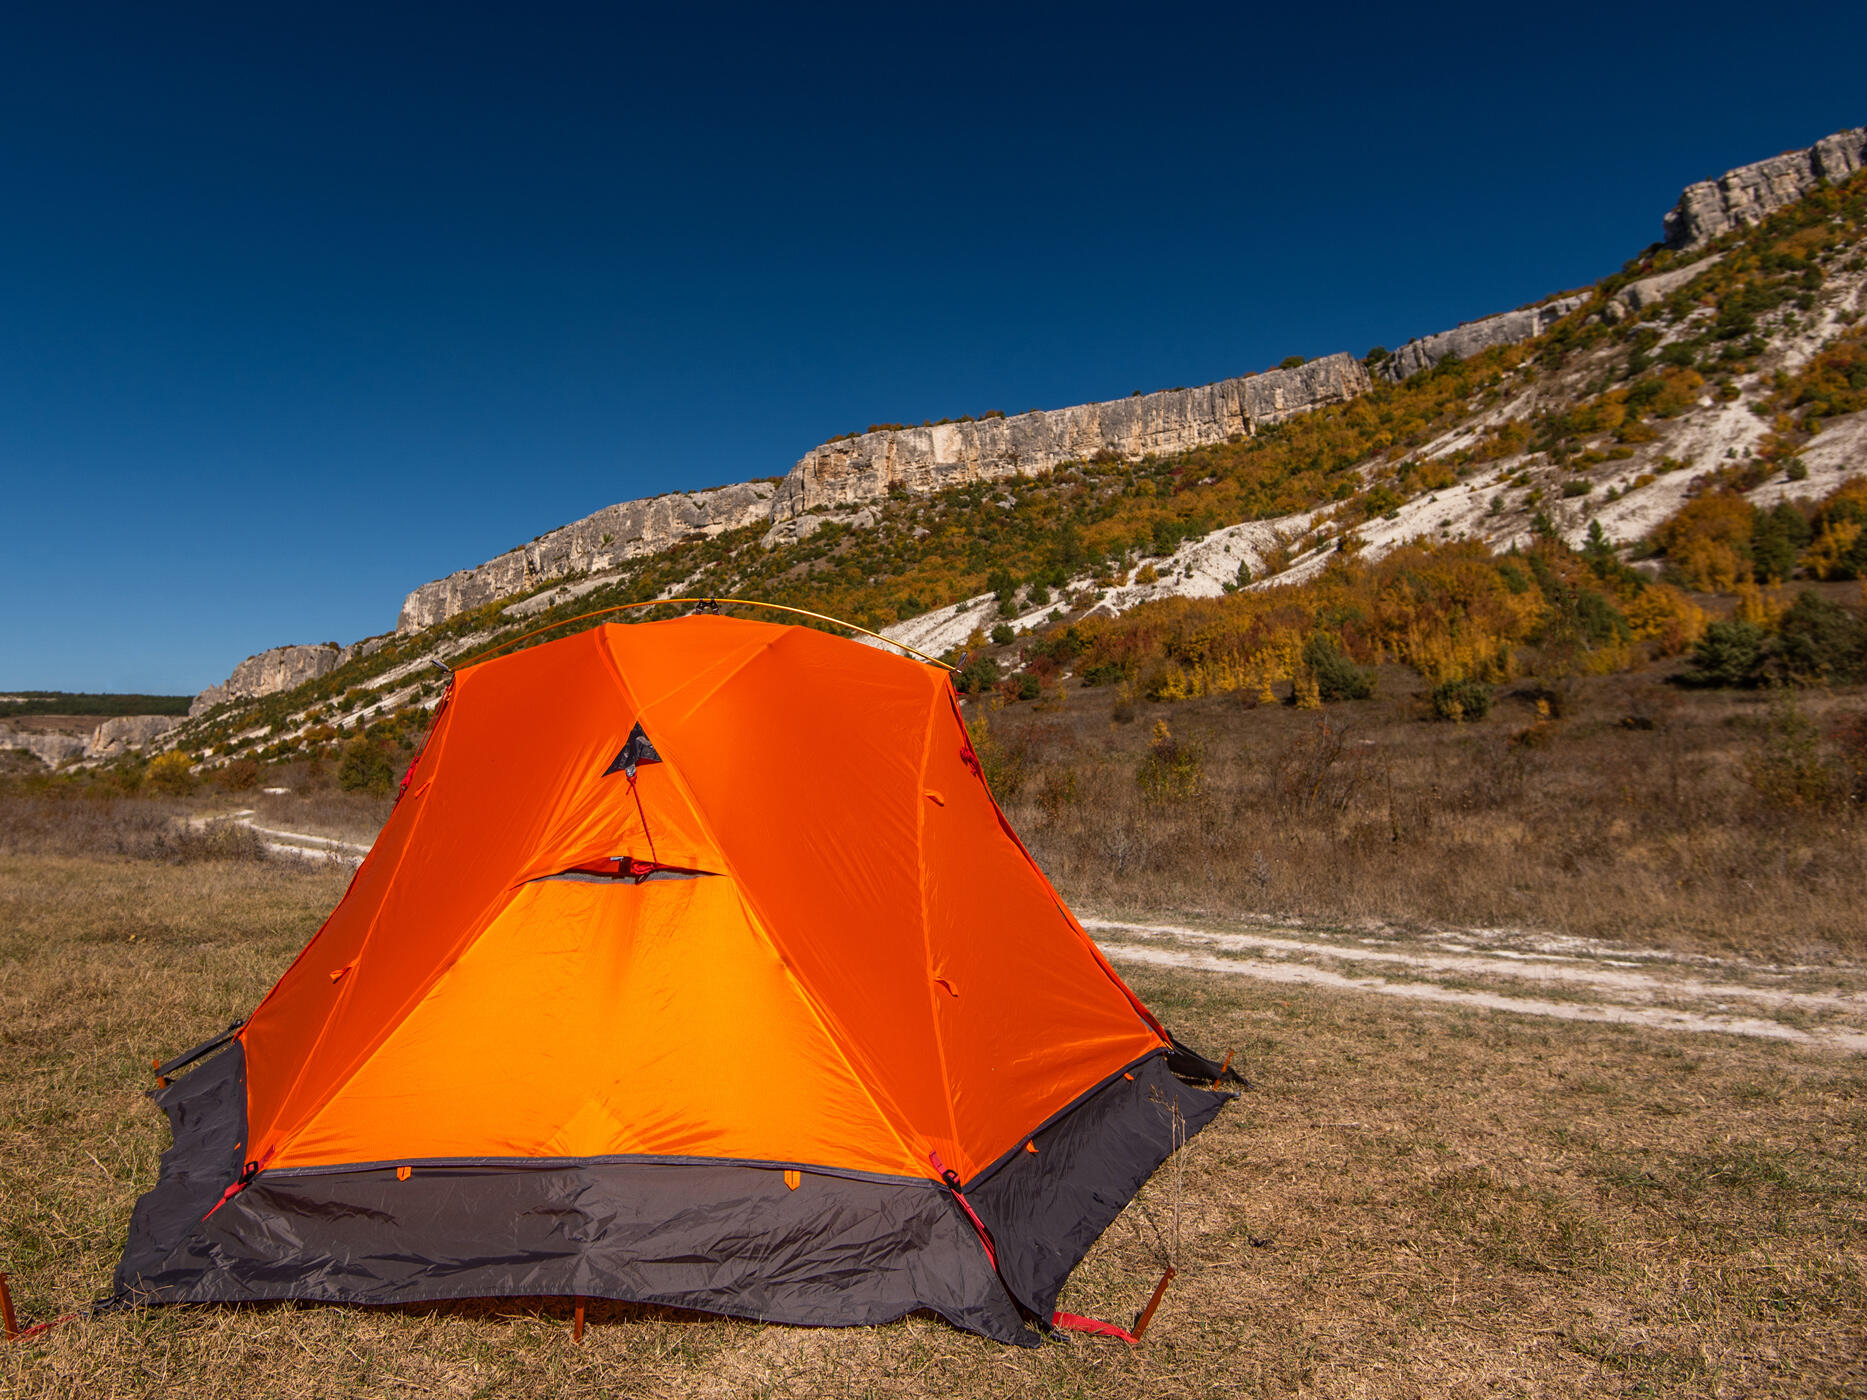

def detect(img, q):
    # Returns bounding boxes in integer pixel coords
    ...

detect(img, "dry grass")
[984,668,1867,963]
[1,805,1863,1397]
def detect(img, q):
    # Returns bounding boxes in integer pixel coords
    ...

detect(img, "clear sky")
[4,2,1863,693]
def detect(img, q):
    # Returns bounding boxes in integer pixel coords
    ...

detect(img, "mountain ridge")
[26,121,1860,769]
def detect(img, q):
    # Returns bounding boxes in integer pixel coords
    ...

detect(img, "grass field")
[983,664,1867,965]
[2,832,1862,1398]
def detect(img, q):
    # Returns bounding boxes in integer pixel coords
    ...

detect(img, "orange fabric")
[239,616,1167,1184]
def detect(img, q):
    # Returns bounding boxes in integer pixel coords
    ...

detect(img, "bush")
[144,751,196,795]
[990,623,1016,647]
[1745,694,1837,810]
[213,758,260,792]
[1774,591,1866,683]
[337,737,398,794]
[1752,502,1811,582]
[1430,678,1493,722]
[1678,618,1769,688]
[1137,720,1203,801]
[1013,673,1042,701]
[964,716,1028,798]
[1302,635,1375,702]
[953,656,1002,696]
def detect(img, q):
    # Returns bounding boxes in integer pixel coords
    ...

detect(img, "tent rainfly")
[114,616,1238,1345]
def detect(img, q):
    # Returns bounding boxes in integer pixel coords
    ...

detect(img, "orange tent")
[115,616,1236,1344]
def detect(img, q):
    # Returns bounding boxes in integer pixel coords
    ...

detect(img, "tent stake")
[1,1273,17,1340]
[1130,1267,1176,1342]
[572,1296,585,1343]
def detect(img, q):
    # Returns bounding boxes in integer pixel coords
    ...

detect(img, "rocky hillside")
[65,122,1864,775]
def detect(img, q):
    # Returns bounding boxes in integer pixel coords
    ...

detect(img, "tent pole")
[0,1273,17,1340]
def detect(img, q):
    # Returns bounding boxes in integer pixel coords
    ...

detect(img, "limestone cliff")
[0,727,89,768]
[189,643,350,717]
[1377,294,1590,382]
[302,124,1867,656]
[86,714,182,759]
[1665,127,1866,248]
[395,483,776,634]
[768,355,1371,520]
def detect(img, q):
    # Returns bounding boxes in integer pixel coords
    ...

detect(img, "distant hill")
[0,691,192,718]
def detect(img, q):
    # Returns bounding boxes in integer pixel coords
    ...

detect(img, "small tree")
[338,737,397,794]
[1137,720,1203,801]
[1302,635,1374,702]
[145,751,196,795]
[1430,678,1493,722]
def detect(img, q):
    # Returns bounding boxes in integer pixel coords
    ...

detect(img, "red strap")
[12,1313,80,1342]
[202,1147,272,1221]
[930,1152,998,1271]
[932,1151,1164,1345]
[1052,1310,1141,1344]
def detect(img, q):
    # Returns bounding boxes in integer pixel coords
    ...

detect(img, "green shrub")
[990,623,1016,647]
[1679,619,1770,688]
[954,656,1002,695]
[1302,635,1375,702]
[1013,673,1042,701]
[1774,591,1867,683]
[1430,678,1493,722]
[337,737,398,794]
[1752,503,1811,582]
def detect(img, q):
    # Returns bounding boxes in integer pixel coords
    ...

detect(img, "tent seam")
[602,623,934,1179]
[916,683,964,1164]
[251,678,466,1161]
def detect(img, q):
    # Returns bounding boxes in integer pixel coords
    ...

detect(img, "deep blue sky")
[5,2,1863,693]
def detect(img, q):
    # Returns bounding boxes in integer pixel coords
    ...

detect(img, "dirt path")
[196,810,372,865]
[1086,916,1867,1053]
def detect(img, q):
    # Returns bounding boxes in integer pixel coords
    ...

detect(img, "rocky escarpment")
[396,483,776,634]
[189,643,351,716]
[1665,126,1865,248]
[362,124,1867,646]
[86,714,182,758]
[0,727,89,768]
[769,355,1371,520]
[1377,294,1590,382]
[0,713,181,767]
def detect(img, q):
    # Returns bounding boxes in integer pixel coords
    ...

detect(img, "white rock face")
[391,360,1372,633]
[0,728,88,767]
[85,714,182,759]
[1377,295,1591,382]
[769,356,1372,520]
[190,643,349,717]
[1615,254,1724,313]
[1664,127,1867,248]
[396,482,777,634]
